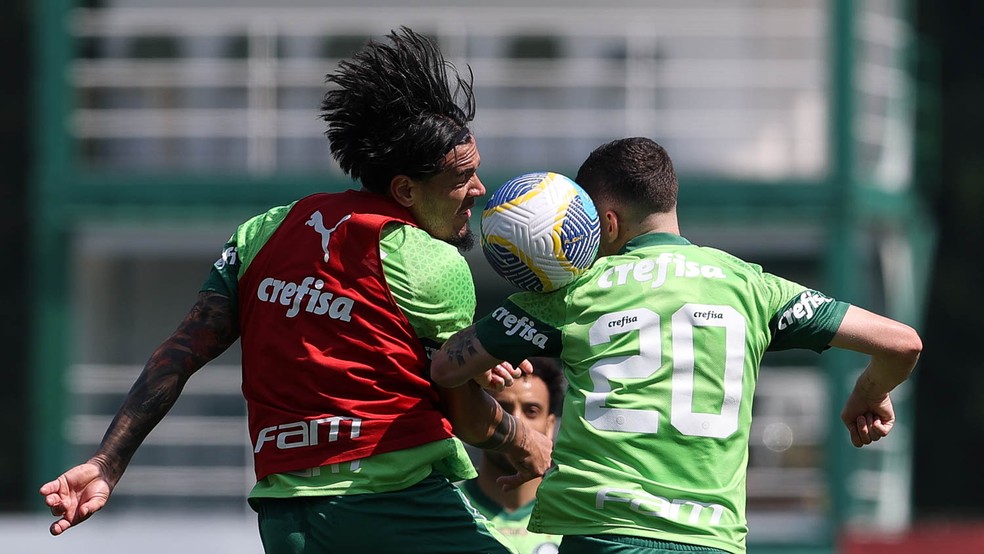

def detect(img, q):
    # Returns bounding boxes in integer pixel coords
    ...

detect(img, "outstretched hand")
[841,387,895,448]
[40,461,114,536]
[496,421,553,491]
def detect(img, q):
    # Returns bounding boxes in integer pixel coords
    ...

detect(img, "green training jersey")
[459,479,561,554]
[203,204,478,498]
[473,233,849,554]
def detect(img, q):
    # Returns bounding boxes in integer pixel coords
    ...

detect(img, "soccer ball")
[481,172,600,292]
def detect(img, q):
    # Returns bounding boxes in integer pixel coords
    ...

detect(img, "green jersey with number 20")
[473,233,849,554]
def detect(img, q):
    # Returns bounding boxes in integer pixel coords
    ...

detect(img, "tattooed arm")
[439,380,553,491]
[431,325,530,389]
[433,325,551,489]
[40,291,239,536]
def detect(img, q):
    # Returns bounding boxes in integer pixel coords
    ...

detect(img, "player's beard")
[447,227,476,252]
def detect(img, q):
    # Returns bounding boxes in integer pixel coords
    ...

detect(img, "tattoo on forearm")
[474,411,520,451]
[98,292,240,476]
[444,328,480,367]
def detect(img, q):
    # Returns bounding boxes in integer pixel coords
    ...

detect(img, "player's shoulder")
[380,223,474,305]
[238,200,298,237]
[382,223,467,266]
[697,245,813,308]
[501,284,575,332]
[695,245,765,278]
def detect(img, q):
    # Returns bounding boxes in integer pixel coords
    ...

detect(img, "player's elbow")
[877,322,923,376]
[896,324,923,367]
[430,355,463,389]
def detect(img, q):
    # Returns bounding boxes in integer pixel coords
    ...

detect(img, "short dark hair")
[320,27,476,194]
[574,137,678,216]
[528,357,566,416]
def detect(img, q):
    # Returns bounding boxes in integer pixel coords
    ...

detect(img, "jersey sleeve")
[379,224,476,348]
[473,291,565,365]
[201,241,240,300]
[763,272,850,352]
[200,202,296,309]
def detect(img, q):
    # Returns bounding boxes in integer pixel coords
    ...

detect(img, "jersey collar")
[619,232,691,254]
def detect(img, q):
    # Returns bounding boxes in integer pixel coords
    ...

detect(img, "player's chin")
[447,227,476,251]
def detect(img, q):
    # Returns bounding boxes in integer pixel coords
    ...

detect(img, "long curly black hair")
[320,27,476,194]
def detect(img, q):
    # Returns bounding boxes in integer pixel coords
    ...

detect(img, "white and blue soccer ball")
[481,172,600,292]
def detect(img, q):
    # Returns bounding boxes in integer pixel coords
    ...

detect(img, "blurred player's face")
[486,374,556,473]
[411,136,485,250]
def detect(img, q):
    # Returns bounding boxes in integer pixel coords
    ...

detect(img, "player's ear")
[604,210,619,234]
[600,209,621,253]
[390,175,416,208]
[546,414,557,440]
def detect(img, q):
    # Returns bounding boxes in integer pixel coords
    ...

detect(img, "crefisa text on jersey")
[214,246,238,270]
[490,306,549,349]
[256,276,356,319]
[608,314,639,328]
[776,291,832,330]
[691,309,724,320]
[598,253,727,289]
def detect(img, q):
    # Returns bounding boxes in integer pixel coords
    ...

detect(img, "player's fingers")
[39,480,61,496]
[866,413,877,442]
[43,492,64,510]
[46,492,73,517]
[846,421,862,448]
[49,503,65,517]
[78,498,104,519]
[495,473,525,492]
[869,419,889,442]
[856,415,871,445]
[491,365,514,387]
[517,359,534,376]
[494,362,518,379]
[474,370,504,392]
[500,362,521,380]
[485,373,506,392]
[872,419,892,438]
[50,518,73,536]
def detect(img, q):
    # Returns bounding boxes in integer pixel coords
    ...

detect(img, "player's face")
[411,136,485,250]
[496,375,556,437]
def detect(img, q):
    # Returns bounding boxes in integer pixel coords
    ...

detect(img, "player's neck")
[637,210,680,236]
[476,456,539,512]
[606,211,681,255]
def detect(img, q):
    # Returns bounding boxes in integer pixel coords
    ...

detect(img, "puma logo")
[306,211,352,263]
